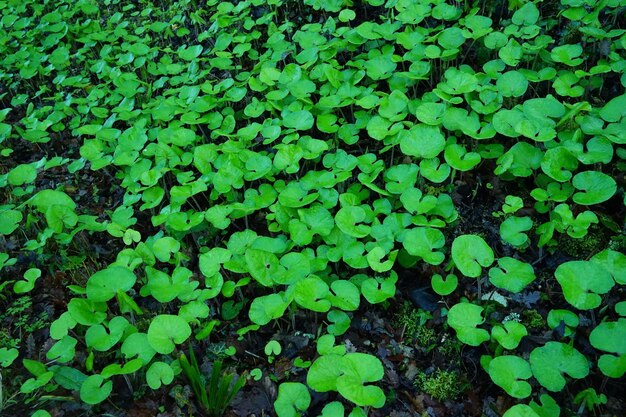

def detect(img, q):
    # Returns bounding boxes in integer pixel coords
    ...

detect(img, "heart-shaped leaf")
[488,355,532,398]
[555,261,614,310]
[80,375,113,405]
[146,361,174,389]
[447,302,490,346]
[275,382,311,417]
[86,266,136,302]
[452,235,494,278]
[489,257,536,293]
[530,341,589,391]
[147,315,191,354]
[572,171,617,205]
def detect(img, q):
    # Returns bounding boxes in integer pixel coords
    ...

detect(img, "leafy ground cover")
[0,0,625,416]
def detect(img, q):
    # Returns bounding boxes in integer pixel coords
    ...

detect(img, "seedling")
[179,347,246,417]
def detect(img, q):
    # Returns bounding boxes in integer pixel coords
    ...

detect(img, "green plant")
[179,346,246,417]
[574,388,607,414]
[394,302,436,348]
[0,0,624,415]
[306,334,386,408]
[413,369,465,402]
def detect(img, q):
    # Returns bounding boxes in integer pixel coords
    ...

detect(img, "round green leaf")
[0,209,22,235]
[530,341,589,391]
[402,227,445,265]
[249,293,289,325]
[572,171,617,205]
[489,257,536,293]
[86,266,136,302]
[447,302,490,346]
[336,353,386,408]
[451,235,495,278]
[275,382,311,417]
[488,355,532,398]
[80,375,113,405]
[146,361,174,389]
[147,315,192,354]
[555,261,614,310]
[497,71,529,97]
[589,319,626,356]
[590,249,626,284]
[399,125,446,159]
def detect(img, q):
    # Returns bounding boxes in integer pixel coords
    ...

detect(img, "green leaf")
[530,342,589,391]
[249,293,289,325]
[245,248,283,287]
[399,125,446,159]
[431,273,458,296]
[547,309,579,337]
[80,375,113,405]
[589,319,626,377]
[489,258,536,293]
[308,353,343,392]
[275,382,311,417]
[551,44,584,66]
[512,2,539,25]
[121,333,156,364]
[366,247,398,273]
[0,209,22,235]
[541,146,578,182]
[160,126,197,147]
[499,39,523,66]
[335,206,371,238]
[14,267,42,294]
[491,322,528,350]
[178,44,203,60]
[361,274,397,304]
[401,227,445,265]
[294,277,331,312]
[488,355,532,398]
[336,353,386,408]
[46,336,77,363]
[497,71,529,97]
[7,164,37,186]
[282,109,314,130]
[146,361,174,389]
[590,249,626,284]
[503,405,540,417]
[599,94,626,122]
[327,310,351,335]
[451,235,494,278]
[85,316,129,351]
[444,144,481,171]
[572,171,617,205]
[29,190,76,213]
[0,347,19,367]
[86,266,136,302]
[328,280,360,311]
[555,261,614,310]
[447,302,490,346]
[147,315,192,354]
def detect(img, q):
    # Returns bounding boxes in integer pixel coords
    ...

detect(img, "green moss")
[414,369,465,402]
[560,226,606,258]
[436,335,462,360]
[394,302,435,348]
[522,310,545,330]
[608,233,626,253]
